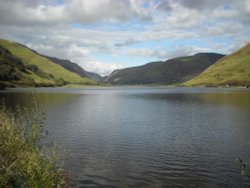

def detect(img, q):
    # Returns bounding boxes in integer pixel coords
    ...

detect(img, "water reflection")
[199,91,250,108]
[0,88,80,111]
[0,87,250,187]
[130,89,250,108]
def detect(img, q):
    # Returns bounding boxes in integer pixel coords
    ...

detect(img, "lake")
[1,87,250,187]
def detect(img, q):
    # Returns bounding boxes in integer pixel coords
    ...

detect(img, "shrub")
[25,64,39,72]
[0,103,66,187]
[56,78,68,86]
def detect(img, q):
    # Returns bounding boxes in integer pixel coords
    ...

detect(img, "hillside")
[0,46,28,87]
[45,56,103,82]
[185,43,250,87]
[85,71,103,82]
[106,53,224,85]
[0,39,96,87]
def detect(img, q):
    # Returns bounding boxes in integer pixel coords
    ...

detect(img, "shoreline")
[1,85,249,91]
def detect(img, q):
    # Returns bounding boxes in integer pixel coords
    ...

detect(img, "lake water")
[1,87,250,187]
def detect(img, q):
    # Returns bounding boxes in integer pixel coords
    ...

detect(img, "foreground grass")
[0,106,66,187]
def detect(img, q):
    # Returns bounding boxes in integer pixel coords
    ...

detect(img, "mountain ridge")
[1,38,249,88]
[0,39,96,87]
[106,52,225,85]
[184,43,250,87]
[16,41,103,82]
[44,55,103,82]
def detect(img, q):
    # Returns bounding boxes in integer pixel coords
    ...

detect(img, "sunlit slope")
[185,43,250,87]
[0,39,96,86]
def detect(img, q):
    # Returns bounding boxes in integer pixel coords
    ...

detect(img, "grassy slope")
[0,39,96,86]
[45,55,104,82]
[106,53,224,85]
[185,43,250,86]
[0,45,32,87]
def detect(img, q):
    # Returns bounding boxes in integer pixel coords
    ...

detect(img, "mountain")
[0,45,27,88]
[106,53,225,85]
[45,56,103,82]
[185,43,250,87]
[0,39,96,87]
[85,71,103,82]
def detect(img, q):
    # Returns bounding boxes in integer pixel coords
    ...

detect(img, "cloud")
[114,37,139,47]
[0,1,65,25]
[177,0,223,10]
[157,0,172,11]
[25,37,124,76]
[3,0,41,7]
[169,46,211,58]
[121,45,210,60]
[0,0,249,76]
[80,60,124,76]
[65,0,132,23]
[202,22,244,37]
[0,0,153,25]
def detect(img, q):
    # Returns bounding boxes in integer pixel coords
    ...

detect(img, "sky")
[0,0,249,76]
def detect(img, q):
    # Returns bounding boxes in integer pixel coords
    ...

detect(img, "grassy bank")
[0,105,66,187]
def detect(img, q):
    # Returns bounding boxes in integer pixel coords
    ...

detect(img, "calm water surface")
[1,87,250,188]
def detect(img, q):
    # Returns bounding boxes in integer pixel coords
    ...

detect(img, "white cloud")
[0,0,249,76]
[0,1,65,25]
[67,44,90,58]
[201,22,244,37]
[0,0,152,25]
[117,45,211,61]
[245,0,250,13]
[173,8,200,28]
[26,38,124,76]
[176,0,234,10]
[65,0,131,23]
[80,60,124,76]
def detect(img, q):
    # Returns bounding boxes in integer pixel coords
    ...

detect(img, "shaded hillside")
[0,39,96,87]
[0,46,25,81]
[45,56,103,82]
[185,43,250,87]
[85,71,103,82]
[0,46,28,87]
[106,53,224,85]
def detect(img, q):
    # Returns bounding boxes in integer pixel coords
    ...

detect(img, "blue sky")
[0,0,249,75]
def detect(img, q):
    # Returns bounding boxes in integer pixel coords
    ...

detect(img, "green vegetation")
[45,56,104,82]
[106,53,224,85]
[0,46,25,82]
[0,39,96,87]
[0,104,66,187]
[185,43,250,87]
[2,38,249,88]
